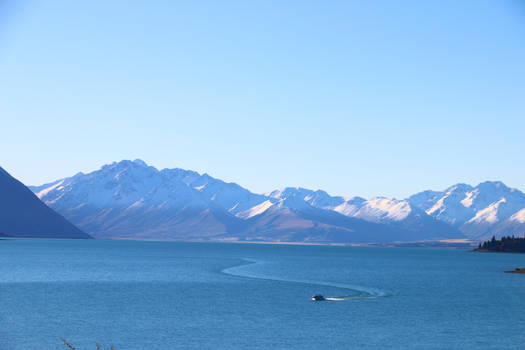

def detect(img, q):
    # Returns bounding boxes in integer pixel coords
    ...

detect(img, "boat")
[312,294,325,301]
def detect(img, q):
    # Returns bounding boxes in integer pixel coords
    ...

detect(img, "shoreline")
[473,249,525,254]
[5,236,476,249]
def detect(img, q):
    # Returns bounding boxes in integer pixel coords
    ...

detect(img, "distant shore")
[473,236,525,254]
[82,236,477,249]
[1,235,479,249]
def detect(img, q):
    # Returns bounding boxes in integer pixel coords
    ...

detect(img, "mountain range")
[28,159,525,243]
[0,167,89,239]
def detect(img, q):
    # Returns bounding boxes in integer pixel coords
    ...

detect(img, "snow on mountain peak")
[444,183,474,194]
[35,179,65,199]
[409,180,525,238]
[332,196,364,216]
[467,198,506,224]
[266,187,346,210]
[354,197,412,222]
[426,197,446,216]
[478,181,507,189]
[510,208,525,224]
[460,189,478,208]
[267,187,310,199]
[237,200,274,219]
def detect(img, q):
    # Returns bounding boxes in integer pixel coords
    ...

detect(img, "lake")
[1,239,524,349]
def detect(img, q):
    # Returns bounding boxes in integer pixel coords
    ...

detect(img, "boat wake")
[221,258,390,301]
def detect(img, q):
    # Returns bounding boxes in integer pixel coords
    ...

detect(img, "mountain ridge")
[29,159,525,243]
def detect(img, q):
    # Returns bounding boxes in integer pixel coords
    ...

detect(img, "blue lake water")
[1,239,524,349]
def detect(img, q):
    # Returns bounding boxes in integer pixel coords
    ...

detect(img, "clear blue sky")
[1,0,524,199]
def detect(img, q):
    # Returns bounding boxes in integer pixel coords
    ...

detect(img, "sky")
[1,0,524,199]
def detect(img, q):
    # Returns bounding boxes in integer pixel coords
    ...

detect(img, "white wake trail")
[221,258,389,301]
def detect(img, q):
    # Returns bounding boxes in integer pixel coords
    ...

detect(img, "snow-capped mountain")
[31,160,268,239]
[29,160,458,242]
[30,159,525,242]
[268,187,460,238]
[408,181,525,238]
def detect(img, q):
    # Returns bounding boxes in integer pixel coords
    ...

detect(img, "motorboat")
[312,294,325,301]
